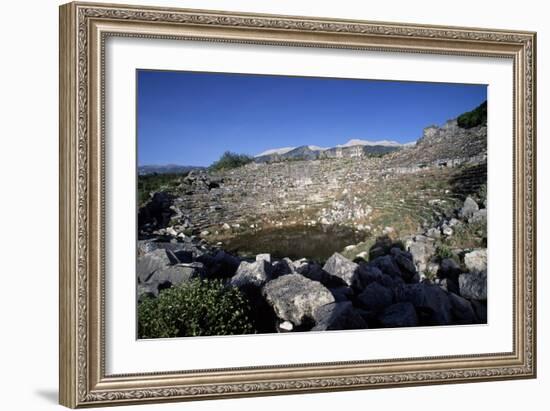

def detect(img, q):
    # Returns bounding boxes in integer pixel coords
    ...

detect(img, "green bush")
[435,244,454,261]
[137,172,183,206]
[457,101,487,129]
[209,151,253,171]
[138,279,255,338]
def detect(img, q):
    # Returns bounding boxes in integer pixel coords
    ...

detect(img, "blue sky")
[137,70,487,167]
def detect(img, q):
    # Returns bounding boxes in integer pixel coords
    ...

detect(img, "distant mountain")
[138,164,204,175]
[336,139,403,148]
[255,139,410,163]
[255,147,296,157]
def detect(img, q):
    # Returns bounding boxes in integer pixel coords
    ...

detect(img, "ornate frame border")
[59,2,536,408]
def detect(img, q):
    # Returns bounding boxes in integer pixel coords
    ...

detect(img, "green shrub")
[457,101,487,129]
[209,151,253,171]
[435,244,454,261]
[137,172,183,206]
[138,279,255,338]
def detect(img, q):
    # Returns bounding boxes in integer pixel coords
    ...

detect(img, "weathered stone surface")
[312,301,368,331]
[145,263,203,295]
[459,196,479,219]
[448,292,478,324]
[439,258,461,277]
[356,264,396,288]
[390,248,417,282]
[469,208,487,224]
[464,249,487,273]
[278,321,294,332]
[441,225,453,236]
[426,227,441,239]
[370,255,402,279]
[408,241,435,273]
[329,286,354,302]
[272,257,296,277]
[262,274,335,326]
[395,284,452,325]
[136,249,172,283]
[229,260,273,289]
[357,282,393,311]
[459,271,487,300]
[378,302,418,328]
[323,252,361,287]
[471,300,488,323]
[256,253,272,263]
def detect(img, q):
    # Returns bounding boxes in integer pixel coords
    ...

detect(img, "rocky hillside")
[137,106,488,336]
[137,193,487,336]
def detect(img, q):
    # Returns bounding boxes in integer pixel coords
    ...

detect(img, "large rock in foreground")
[378,302,418,328]
[262,274,335,326]
[136,248,173,283]
[312,301,368,331]
[322,253,361,288]
[395,284,452,325]
[140,263,203,297]
[229,260,273,289]
[357,282,393,312]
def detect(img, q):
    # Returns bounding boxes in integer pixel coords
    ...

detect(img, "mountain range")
[254,138,415,163]
[138,164,204,175]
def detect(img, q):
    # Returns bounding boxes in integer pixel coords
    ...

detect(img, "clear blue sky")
[137,70,487,167]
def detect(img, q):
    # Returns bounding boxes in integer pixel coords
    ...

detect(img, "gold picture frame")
[59,2,537,408]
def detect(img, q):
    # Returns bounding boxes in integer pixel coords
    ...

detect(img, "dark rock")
[471,300,488,323]
[378,302,418,328]
[262,274,335,326]
[448,292,478,324]
[173,250,193,264]
[395,284,453,325]
[357,282,393,311]
[273,257,296,277]
[312,302,368,331]
[329,286,354,302]
[438,258,461,294]
[439,258,461,277]
[368,246,387,261]
[370,255,403,279]
[356,263,397,288]
[390,248,417,282]
[138,191,175,232]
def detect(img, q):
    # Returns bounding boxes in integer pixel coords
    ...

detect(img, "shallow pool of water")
[222,225,368,263]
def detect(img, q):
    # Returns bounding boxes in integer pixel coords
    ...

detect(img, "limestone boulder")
[322,253,362,288]
[136,249,173,283]
[464,249,487,274]
[262,274,335,326]
[229,260,273,289]
[459,271,487,300]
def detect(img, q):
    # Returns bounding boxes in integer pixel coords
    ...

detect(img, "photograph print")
[136,70,488,339]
